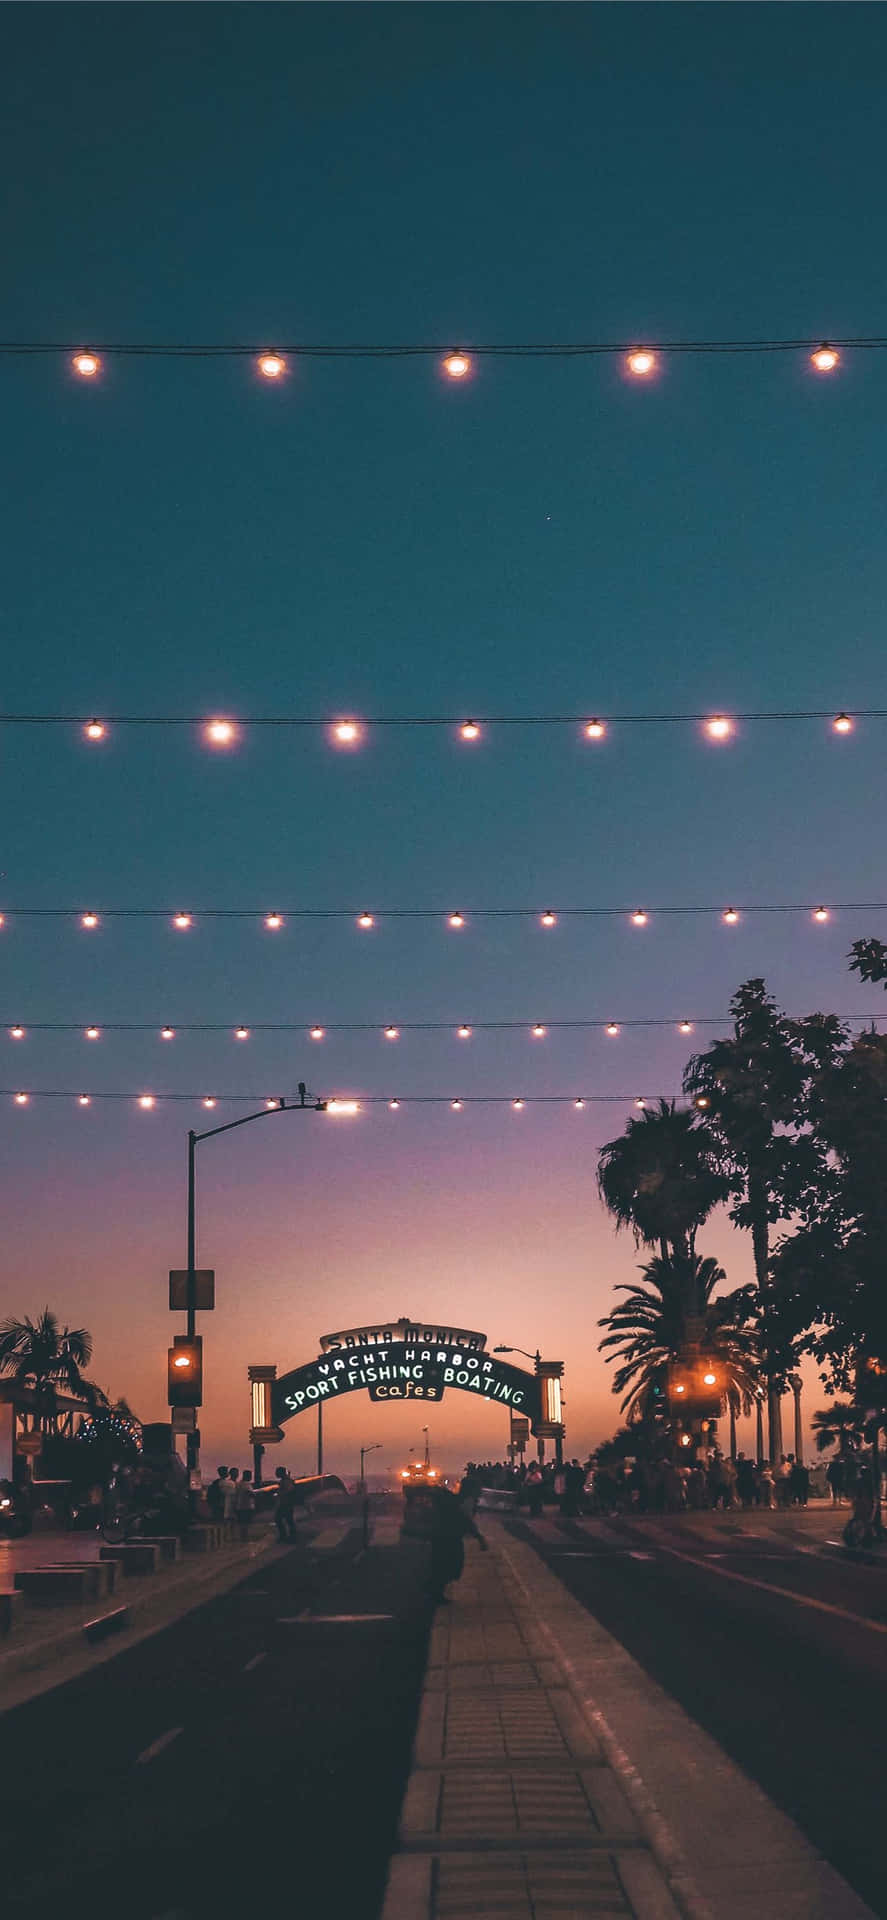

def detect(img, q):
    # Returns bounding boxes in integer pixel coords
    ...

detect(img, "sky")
[3,2,887,1477]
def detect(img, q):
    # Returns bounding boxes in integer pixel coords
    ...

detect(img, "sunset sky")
[3,4,887,1476]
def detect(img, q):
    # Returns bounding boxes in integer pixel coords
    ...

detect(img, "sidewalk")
[382,1523,875,1920]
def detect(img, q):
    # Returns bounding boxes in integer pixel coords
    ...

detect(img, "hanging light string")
[3,1088,681,1111]
[0,708,871,741]
[0,899,878,930]
[0,333,882,364]
[3,1012,882,1039]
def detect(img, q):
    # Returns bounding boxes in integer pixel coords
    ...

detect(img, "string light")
[85,1027,100,1041]
[448,913,465,929]
[161,1027,175,1040]
[310,1027,325,1040]
[574,1098,586,1110]
[705,715,733,741]
[459,721,481,741]
[138,1095,155,1110]
[695,1095,710,1110]
[0,895,868,928]
[9,332,886,366]
[457,1026,472,1039]
[635,1097,647,1109]
[327,1099,359,1115]
[606,1023,620,1036]
[173,914,192,930]
[205,719,236,747]
[235,1027,250,1040]
[384,1026,400,1041]
[265,913,284,930]
[512,1099,525,1112]
[631,911,648,927]
[814,906,830,923]
[257,352,286,379]
[388,1099,400,1111]
[14,1092,28,1105]
[833,712,853,733]
[451,1099,463,1111]
[202,1097,217,1109]
[722,908,740,925]
[540,911,557,927]
[265,1099,279,1109]
[626,349,656,377]
[332,720,362,746]
[78,1095,91,1107]
[0,1087,800,1111]
[443,352,471,379]
[84,720,107,741]
[583,719,606,740]
[72,351,101,378]
[357,913,375,930]
[811,344,839,373]
[9,1027,25,1039]
[678,1021,694,1034]
[80,913,99,929]
[0,916,4,929]
[532,1025,547,1038]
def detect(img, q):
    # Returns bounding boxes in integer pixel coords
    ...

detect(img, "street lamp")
[181,1082,326,1482]
[494,1345,541,1366]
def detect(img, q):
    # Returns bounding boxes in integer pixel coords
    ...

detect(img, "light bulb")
[459,721,481,741]
[14,1092,28,1106]
[832,712,853,734]
[605,1023,620,1037]
[388,1099,400,1111]
[532,1025,547,1038]
[257,352,286,379]
[703,1371,717,1386]
[631,910,648,927]
[722,908,739,925]
[512,1099,525,1111]
[161,1027,175,1040]
[264,913,283,930]
[811,344,839,373]
[265,1100,278,1110]
[0,915,5,928]
[85,720,106,741]
[203,1098,217,1109]
[85,1027,101,1041]
[705,715,732,741]
[332,719,361,746]
[574,1098,586,1110]
[457,1025,472,1039]
[384,1026,400,1041]
[583,719,606,740]
[72,351,101,378]
[695,1095,710,1110]
[635,1097,647,1109]
[626,349,656,377]
[678,1021,693,1034]
[138,1095,155,1110]
[80,912,99,929]
[448,912,465,929]
[357,912,375,929]
[680,1433,691,1447]
[235,1027,250,1040]
[173,914,192,930]
[310,1026,325,1040]
[9,1027,25,1039]
[451,1100,463,1112]
[205,719,236,747]
[814,907,830,923]
[540,911,557,928]
[78,1095,91,1107]
[327,1099,359,1115]
[443,352,471,379]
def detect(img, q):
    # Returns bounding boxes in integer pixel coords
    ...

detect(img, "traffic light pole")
[181,1084,326,1481]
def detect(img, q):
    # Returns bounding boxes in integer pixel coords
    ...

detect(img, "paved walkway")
[383,1541,683,1919]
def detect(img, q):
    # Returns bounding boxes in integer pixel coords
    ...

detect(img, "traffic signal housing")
[168,1335,203,1408]
[667,1358,724,1421]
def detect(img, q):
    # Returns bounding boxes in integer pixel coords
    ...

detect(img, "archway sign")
[248,1317,554,1445]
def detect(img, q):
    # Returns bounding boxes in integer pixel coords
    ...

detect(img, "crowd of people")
[459,1448,842,1517]
[205,1463,257,1539]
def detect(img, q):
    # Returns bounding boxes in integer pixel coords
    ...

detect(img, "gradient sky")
[3,3,887,1476]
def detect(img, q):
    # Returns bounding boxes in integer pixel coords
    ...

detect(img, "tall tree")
[0,1309,105,1431]
[597,1098,727,1282]
[598,1250,759,1422]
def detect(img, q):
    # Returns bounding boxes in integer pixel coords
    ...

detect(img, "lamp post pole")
[360,1443,382,1549]
[182,1083,326,1484]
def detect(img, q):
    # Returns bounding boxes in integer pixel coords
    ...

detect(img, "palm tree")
[598,1251,760,1421]
[0,1309,106,1431]
[810,1403,865,1456]
[597,1099,728,1273]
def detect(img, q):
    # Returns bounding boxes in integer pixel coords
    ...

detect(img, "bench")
[99,1543,161,1576]
[13,1560,119,1605]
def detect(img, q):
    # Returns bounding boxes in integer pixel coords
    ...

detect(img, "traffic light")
[667,1358,724,1420]
[168,1335,203,1408]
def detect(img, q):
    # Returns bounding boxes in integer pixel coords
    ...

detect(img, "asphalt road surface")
[0,1511,431,1919]
[507,1509,887,1918]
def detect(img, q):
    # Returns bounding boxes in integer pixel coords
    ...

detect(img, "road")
[0,1506,430,1919]
[506,1506,887,1918]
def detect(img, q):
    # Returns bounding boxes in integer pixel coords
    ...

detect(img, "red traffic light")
[168,1335,203,1408]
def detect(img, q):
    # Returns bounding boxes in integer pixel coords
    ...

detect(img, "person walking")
[234,1469,255,1542]
[207,1466,228,1525]
[427,1483,488,1604]
[524,1461,544,1518]
[826,1456,846,1506]
[274,1466,298,1542]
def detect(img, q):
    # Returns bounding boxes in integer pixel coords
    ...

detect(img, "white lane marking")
[628,1551,654,1561]
[243,1652,267,1672]
[136,1726,183,1765]
[658,1545,887,1634]
[278,1613,394,1623]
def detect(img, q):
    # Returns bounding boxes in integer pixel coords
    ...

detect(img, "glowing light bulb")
[78,1095,91,1107]
[635,1097,647,1109]
[448,912,465,929]
[173,914,192,930]
[832,712,853,734]
[161,1027,175,1040]
[457,1025,472,1039]
[703,1371,717,1386]
[695,1095,710,1109]
[235,1027,250,1040]
[680,1433,691,1447]
[443,352,471,379]
[532,1025,547,1038]
[72,351,101,378]
[388,1099,400,1111]
[357,912,375,929]
[80,912,99,929]
[678,1021,693,1034]
[327,1099,359,1115]
[310,1026,325,1040]
[85,1027,100,1041]
[606,1023,620,1037]
[574,1098,586,1110]
[811,344,839,373]
[459,721,481,741]
[203,1098,217,1109]
[451,1100,463,1112]
[631,910,648,927]
[384,1026,400,1041]
[583,719,606,740]
[512,1099,525,1112]
[332,719,361,746]
[705,715,733,741]
[14,1092,28,1105]
[626,348,656,377]
[9,1027,25,1039]
[0,915,5,928]
[138,1095,155,1110]
[85,720,106,742]
[722,908,740,925]
[265,1100,279,1110]
[814,907,830,923]
[540,911,557,928]
[257,352,286,379]
[205,718,236,747]
[264,913,283,930]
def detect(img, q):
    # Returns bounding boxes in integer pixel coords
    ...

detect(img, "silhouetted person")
[428,1484,487,1603]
